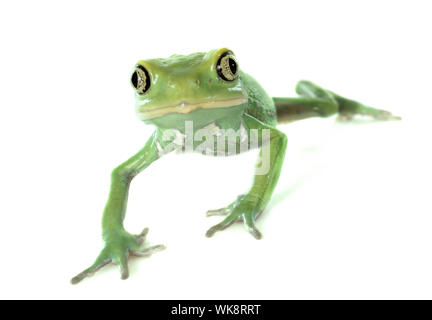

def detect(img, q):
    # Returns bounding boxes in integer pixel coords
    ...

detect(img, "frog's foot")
[336,112,355,122]
[206,207,232,216]
[71,228,165,284]
[205,195,263,240]
[373,110,402,121]
[206,197,239,217]
[337,109,402,122]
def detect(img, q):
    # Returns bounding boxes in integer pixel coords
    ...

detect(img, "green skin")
[71,48,400,284]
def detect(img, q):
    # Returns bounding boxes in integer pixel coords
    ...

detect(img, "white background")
[0,0,431,299]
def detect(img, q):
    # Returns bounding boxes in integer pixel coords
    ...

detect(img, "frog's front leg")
[206,115,288,239]
[71,132,168,284]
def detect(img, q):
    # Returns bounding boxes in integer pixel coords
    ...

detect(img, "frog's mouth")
[136,97,248,120]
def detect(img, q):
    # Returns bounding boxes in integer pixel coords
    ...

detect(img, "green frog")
[71,48,400,284]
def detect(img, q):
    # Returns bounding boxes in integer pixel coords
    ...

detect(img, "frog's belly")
[190,121,251,156]
[157,119,261,157]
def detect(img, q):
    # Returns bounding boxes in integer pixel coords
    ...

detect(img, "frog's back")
[240,71,277,127]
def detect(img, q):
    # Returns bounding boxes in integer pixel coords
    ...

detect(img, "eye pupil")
[131,71,138,89]
[228,58,237,74]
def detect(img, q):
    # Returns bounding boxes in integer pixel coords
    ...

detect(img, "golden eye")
[131,65,150,94]
[216,51,239,81]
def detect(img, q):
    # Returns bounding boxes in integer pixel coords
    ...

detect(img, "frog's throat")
[136,97,248,120]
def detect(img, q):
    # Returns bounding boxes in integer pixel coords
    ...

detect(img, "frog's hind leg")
[273,96,338,123]
[297,80,401,121]
[273,80,401,123]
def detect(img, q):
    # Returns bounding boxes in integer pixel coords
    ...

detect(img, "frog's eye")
[216,51,239,81]
[131,65,151,94]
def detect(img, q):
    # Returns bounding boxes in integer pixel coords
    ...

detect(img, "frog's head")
[131,48,248,129]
